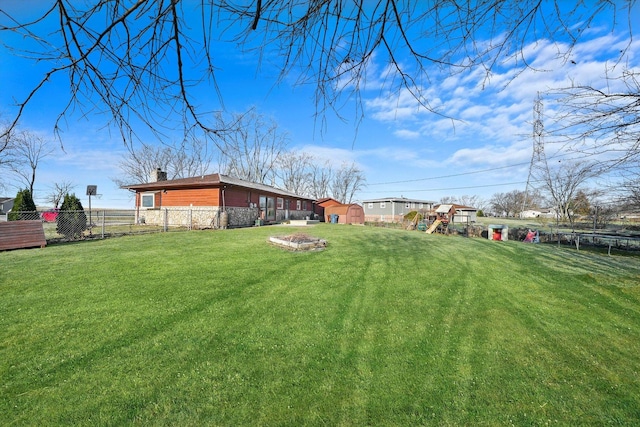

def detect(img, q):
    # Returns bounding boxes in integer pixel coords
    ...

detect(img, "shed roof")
[122,173,313,200]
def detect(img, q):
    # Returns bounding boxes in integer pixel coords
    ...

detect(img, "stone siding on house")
[136,206,313,228]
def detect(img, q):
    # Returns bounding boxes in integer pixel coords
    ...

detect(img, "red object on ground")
[41,210,58,222]
[493,230,502,241]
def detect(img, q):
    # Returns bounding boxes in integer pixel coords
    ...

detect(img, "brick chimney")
[150,168,167,182]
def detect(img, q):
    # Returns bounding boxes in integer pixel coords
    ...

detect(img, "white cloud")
[394,129,421,139]
[361,27,640,180]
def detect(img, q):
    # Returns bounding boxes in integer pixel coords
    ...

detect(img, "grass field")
[2,224,640,425]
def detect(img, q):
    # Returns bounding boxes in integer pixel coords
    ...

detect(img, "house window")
[303,200,307,210]
[296,200,301,210]
[380,202,386,209]
[277,197,283,209]
[368,203,373,209]
[419,203,424,209]
[141,193,155,208]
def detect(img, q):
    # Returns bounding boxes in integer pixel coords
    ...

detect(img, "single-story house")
[519,208,557,219]
[451,204,478,223]
[363,197,436,222]
[432,204,478,224]
[324,203,365,224]
[122,171,316,228]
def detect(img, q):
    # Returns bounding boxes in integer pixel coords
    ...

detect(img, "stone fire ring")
[269,233,327,251]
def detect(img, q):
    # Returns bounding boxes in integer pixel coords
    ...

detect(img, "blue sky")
[1,2,639,209]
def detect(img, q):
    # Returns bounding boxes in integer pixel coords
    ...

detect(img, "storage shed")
[315,198,342,221]
[324,204,364,224]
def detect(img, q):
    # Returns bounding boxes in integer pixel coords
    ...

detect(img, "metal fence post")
[164,208,168,232]
[101,211,105,238]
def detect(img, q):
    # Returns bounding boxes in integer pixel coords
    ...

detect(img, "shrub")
[56,193,87,239]
[404,211,423,221]
[8,189,37,221]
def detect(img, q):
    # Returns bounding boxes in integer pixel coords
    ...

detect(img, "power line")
[367,162,531,186]
[360,180,543,194]
[366,146,610,189]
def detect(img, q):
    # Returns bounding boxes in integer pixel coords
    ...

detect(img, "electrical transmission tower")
[521,92,549,216]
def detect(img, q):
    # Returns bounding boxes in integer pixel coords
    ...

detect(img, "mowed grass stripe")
[1,224,640,425]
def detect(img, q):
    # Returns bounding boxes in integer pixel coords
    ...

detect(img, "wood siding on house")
[162,188,220,207]
[223,188,250,207]
[125,173,316,227]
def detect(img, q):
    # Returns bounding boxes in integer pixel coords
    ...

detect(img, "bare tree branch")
[8,130,56,198]
[1,1,632,146]
[550,69,640,169]
[215,108,289,184]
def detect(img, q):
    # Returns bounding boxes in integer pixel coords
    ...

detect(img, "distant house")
[451,204,478,223]
[520,209,542,219]
[122,171,316,228]
[432,204,478,224]
[519,208,557,219]
[363,197,436,222]
[0,198,14,220]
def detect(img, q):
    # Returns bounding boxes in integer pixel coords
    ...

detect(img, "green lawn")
[2,224,640,426]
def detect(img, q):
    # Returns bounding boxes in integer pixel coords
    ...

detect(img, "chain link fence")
[3,209,228,243]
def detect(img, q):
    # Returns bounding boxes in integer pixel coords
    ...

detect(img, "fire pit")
[269,233,327,251]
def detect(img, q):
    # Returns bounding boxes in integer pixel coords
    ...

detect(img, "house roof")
[316,197,342,207]
[452,204,477,211]
[122,173,314,200]
[434,203,477,212]
[363,197,435,204]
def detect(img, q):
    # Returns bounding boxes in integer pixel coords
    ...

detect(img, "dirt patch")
[269,233,327,251]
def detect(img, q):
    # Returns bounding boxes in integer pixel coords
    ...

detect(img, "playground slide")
[426,219,442,234]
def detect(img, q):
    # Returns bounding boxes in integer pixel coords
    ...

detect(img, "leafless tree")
[115,138,213,186]
[489,192,511,217]
[551,70,640,169]
[216,109,288,184]
[549,69,640,209]
[307,160,334,200]
[331,162,366,204]
[440,195,485,209]
[115,143,175,186]
[45,181,76,208]
[276,151,314,196]
[1,1,633,145]
[489,190,533,217]
[0,121,13,190]
[9,130,56,197]
[168,137,215,179]
[613,164,640,210]
[540,161,598,230]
